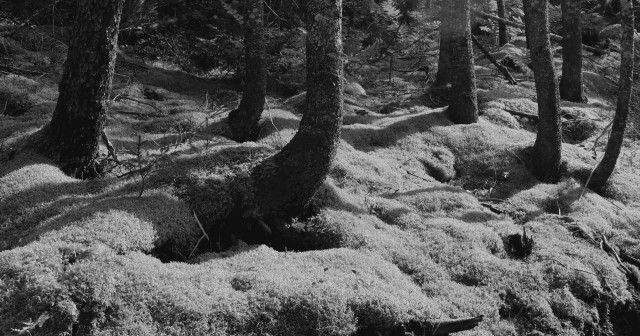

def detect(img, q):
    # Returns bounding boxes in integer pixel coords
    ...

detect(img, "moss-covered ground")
[1,25,640,336]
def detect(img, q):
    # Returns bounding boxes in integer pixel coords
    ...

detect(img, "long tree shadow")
[340,110,452,151]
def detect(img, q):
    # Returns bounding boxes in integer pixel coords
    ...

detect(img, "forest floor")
[2,24,640,336]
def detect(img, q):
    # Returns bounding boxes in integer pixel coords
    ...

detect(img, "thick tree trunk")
[36,0,125,178]
[526,0,563,182]
[497,0,509,46]
[249,0,343,226]
[443,0,478,124]
[589,0,634,191]
[559,0,585,103]
[523,0,532,48]
[228,0,267,142]
[434,2,455,86]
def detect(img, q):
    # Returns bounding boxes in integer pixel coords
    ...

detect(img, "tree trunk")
[559,0,585,103]
[523,0,532,48]
[228,0,267,142]
[434,2,455,86]
[589,0,634,191]
[526,0,563,182]
[36,0,125,178]
[443,0,478,124]
[497,0,509,46]
[249,0,343,227]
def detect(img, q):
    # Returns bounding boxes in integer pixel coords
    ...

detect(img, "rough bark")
[526,0,563,182]
[228,0,267,142]
[249,0,343,226]
[589,0,634,191]
[35,0,125,178]
[434,1,455,86]
[443,0,478,124]
[497,0,509,46]
[559,0,585,103]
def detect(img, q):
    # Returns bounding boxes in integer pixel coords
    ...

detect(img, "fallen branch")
[0,64,46,76]
[403,315,484,336]
[115,96,163,113]
[504,108,539,121]
[113,110,165,118]
[471,35,518,85]
[601,233,630,274]
[620,250,640,269]
[407,170,433,183]
[472,9,606,55]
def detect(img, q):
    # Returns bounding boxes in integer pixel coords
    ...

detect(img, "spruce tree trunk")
[434,2,455,86]
[559,0,585,103]
[250,0,343,226]
[444,0,478,124]
[228,0,267,142]
[497,0,509,46]
[589,0,634,191]
[38,0,125,178]
[527,0,563,182]
[523,0,532,48]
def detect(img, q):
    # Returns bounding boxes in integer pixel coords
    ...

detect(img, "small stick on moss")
[540,258,614,280]
[407,170,432,183]
[115,96,163,113]
[189,211,210,259]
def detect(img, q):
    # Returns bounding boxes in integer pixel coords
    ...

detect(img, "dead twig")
[504,108,539,121]
[101,130,120,164]
[189,211,211,259]
[114,96,163,113]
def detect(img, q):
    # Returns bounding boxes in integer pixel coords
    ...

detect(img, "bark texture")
[434,1,455,86]
[228,0,267,142]
[38,0,125,178]
[250,0,343,225]
[589,0,634,191]
[559,0,585,103]
[497,0,509,46]
[526,0,563,182]
[442,0,478,124]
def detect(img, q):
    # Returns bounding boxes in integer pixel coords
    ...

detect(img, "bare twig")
[101,130,120,163]
[115,96,163,113]
[189,211,211,259]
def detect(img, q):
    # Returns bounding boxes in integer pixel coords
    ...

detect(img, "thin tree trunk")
[35,0,125,178]
[249,0,343,228]
[559,0,585,103]
[444,0,478,124]
[589,0,634,191]
[527,0,563,182]
[523,0,532,48]
[434,2,455,86]
[497,0,509,46]
[228,0,267,142]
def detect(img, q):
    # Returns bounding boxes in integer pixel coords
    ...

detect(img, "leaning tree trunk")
[497,0,509,46]
[559,0,585,103]
[228,0,267,142]
[249,0,343,228]
[526,0,563,182]
[588,0,634,191]
[434,1,455,86]
[443,0,478,124]
[36,0,125,178]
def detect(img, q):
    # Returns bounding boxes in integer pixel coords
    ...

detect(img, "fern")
[380,0,401,22]
[220,0,244,25]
